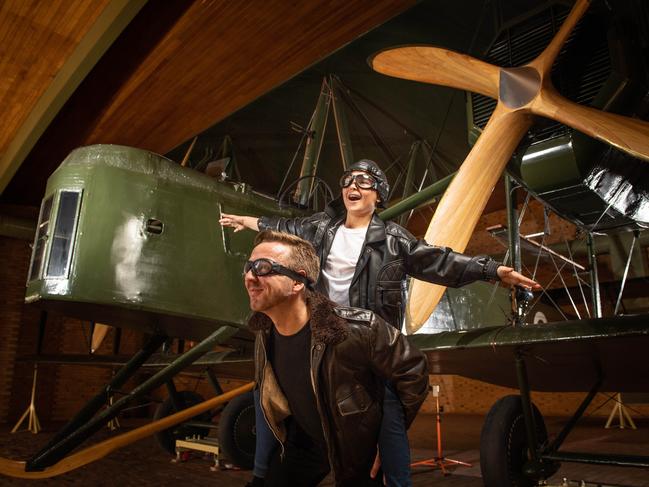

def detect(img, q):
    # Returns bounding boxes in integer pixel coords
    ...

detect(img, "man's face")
[244,242,297,312]
[341,170,379,215]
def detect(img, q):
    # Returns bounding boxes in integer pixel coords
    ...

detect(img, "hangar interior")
[0,0,648,485]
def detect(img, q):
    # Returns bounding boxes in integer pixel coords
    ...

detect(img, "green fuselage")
[25,145,299,340]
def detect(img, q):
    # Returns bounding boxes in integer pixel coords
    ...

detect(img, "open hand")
[497,266,541,291]
[370,450,385,484]
[219,213,246,232]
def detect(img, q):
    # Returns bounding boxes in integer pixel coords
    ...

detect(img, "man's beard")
[249,287,291,313]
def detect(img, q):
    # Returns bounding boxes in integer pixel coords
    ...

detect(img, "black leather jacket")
[258,203,500,328]
[250,292,428,485]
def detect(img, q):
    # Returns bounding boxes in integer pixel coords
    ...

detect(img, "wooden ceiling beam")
[2,0,414,206]
[0,0,147,193]
[81,0,416,153]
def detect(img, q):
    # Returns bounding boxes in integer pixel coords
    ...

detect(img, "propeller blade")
[529,0,591,75]
[405,104,532,333]
[371,46,499,99]
[531,87,649,162]
[90,324,111,354]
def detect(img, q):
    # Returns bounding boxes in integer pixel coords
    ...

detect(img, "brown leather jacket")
[250,292,429,485]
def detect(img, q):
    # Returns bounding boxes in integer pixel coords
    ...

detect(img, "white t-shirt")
[321,224,369,306]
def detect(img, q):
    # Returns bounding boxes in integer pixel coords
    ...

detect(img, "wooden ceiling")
[0,0,415,206]
[0,0,112,193]
[0,1,105,154]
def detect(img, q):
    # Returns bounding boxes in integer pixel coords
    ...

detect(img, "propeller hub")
[499,66,541,109]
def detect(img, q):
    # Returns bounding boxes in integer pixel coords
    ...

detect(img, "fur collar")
[247,291,349,345]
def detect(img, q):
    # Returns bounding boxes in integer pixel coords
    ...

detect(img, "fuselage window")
[46,191,82,278]
[28,195,54,282]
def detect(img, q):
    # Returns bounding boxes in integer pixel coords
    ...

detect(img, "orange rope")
[0,382,254,479]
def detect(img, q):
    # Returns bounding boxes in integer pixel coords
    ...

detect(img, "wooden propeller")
[370,0,649,333]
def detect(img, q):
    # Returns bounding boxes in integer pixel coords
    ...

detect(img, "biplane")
[0,0,648,486]
[372,0,649,484]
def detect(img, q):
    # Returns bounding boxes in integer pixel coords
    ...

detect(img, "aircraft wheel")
[153,391,212,455]
[218,390,256,469]
[480,395,548,487]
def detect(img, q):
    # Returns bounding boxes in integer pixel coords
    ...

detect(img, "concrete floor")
[0,412,648,486]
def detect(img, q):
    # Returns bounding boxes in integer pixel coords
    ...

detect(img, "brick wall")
[50,317,113,422]
[1,236,61,425]
[0,237,31,423]
[419,374,649,419]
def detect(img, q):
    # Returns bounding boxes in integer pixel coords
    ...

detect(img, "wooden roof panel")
[84,0,415,152]
[0,0,111,160]
[2,0,414,205]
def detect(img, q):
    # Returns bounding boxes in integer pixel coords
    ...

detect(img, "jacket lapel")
[350,213,386,287]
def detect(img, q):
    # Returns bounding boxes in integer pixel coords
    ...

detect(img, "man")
[244,230,429,486]
[222,159,540,487]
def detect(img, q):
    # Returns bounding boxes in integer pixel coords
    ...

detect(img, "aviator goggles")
[339,172,377,191]
[244,258,313,289]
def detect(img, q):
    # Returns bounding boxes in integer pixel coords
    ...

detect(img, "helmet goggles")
[244,258,312,289]
[339,172,377,191]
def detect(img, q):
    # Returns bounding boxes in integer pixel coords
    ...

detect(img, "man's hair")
[253,230,320,284]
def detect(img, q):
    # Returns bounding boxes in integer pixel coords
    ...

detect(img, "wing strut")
[371,0,649,332]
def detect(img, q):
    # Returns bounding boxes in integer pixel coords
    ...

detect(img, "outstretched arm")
[219,213,259,232]
[403,236,540,289]
[497,266,541,290]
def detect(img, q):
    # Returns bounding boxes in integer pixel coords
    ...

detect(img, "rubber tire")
[153,391,212,455]
[218,390,256,469]
[480,394,548,487]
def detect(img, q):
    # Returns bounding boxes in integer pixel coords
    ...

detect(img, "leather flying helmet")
[344,159,389,208]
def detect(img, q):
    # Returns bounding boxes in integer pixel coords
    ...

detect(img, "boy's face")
[341,170,379,216]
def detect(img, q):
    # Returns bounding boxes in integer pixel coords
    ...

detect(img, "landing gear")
[480,395,556,487]
[218,390,256,469]
[154,391,212,455]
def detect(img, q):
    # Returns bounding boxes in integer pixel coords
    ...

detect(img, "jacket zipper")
[310,342,335,472]
[259,334,285,459]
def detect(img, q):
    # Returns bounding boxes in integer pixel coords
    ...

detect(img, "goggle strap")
[245,259,313,289]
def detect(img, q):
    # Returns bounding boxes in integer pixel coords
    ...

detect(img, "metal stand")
[411,385,471,475]
[105,369,121,431]
[12,364,42,434]
[173,436,220,471]
[605,393,637,430]
[106,394,120,431]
